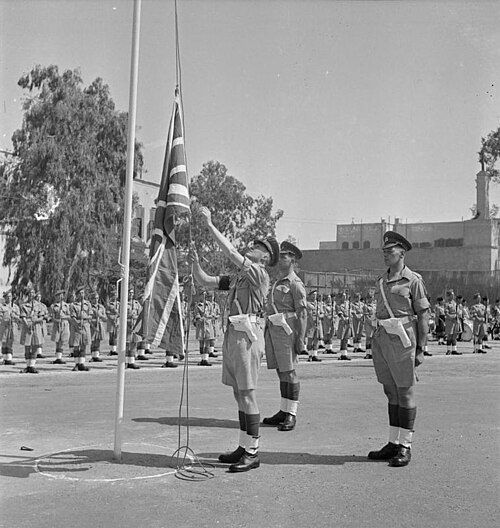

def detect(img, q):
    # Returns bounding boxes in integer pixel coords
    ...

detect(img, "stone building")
[300,170,499,298]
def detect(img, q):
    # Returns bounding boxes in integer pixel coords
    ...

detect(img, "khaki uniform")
[444,300,459,337]
[470,302,487,345]
[194,300,217,341]
[20,300,45,347]
[91,302,108,348]
[106,299,120,346]
[351,300,365,346]
[363,298,377,347]
[220,257,269,391]
[0,302,20,354]
[322,300,336,345]
[127,299,142,344]
[372,267,429,387]
[50,300,71,350]
[306,301,324,346]
[336,301,352,341]
[264,271,307,372]
[70,300,92,352]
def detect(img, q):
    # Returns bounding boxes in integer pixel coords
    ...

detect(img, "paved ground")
[0,337,499,528]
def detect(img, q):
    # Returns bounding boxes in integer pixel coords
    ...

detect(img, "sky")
[1,0,499,249]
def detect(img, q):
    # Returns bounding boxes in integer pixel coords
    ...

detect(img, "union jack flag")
[141,88,190,351]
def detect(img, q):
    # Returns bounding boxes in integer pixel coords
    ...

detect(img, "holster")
[229,314,258,342]
[268,313,293,335]
[378,318,412,348]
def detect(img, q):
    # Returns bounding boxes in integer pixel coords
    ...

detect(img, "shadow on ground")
[133,416,239,429]
[197,451,374,466]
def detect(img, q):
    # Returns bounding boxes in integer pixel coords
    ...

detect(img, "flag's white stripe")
[166,201,190,209]
[172,137,184,147]
[143,245,164,301]
[167,183,189,198]
[152,278,179,346]
[169,165,186,177]
[152,228,166,240]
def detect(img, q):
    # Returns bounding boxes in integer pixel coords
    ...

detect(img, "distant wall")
[301,245,498,273]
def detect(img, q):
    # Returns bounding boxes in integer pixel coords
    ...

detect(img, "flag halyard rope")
[169,0,214,482]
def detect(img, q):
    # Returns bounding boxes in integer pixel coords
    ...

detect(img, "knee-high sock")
[245,413,260,454]
[280,381,288,412]
[388,403,400,444]
[398,407,417,448]
[238,410,247,448]
[286,382,300,416]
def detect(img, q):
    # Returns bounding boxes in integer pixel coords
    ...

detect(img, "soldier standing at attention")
[67,291,76,357]
[126,286,142,369]
[336,290,352,361]
[262,241,308,432]
[50,289,70,364]
[306,290,323,362]
[19,287,45,374]
[0,291,20,365]
[351,292,365,353]
[444,289,461,355]
[470,293,487,354]
[189,206,279,473]
[363,288,377,359]
[368,231,429,467]
[434,297,446,345]
[70,286,92,371]
[106,289,119,356]
[193,291,216,366]
[90,291,107,362]
[322,294,335,353]
[35,291,48,358]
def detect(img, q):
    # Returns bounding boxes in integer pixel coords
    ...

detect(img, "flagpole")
[114,0,142,461]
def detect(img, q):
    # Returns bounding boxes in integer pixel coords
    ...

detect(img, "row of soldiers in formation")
[432,291,499,352]
[0,283,496,374]
[301,288,498,358]
[0,285,148,373]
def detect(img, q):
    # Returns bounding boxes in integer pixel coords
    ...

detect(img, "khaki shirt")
[266,271,307,315]
[375,266,429,319]
[221,257,269,316]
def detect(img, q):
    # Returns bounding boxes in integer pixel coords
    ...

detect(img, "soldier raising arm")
[189,206,279,473]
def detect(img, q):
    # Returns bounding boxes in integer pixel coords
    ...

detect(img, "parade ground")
[1,338,499,528]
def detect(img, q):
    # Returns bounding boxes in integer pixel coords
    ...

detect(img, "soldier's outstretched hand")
[199,206,213,226]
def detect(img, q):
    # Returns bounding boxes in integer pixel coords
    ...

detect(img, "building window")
[352,241,360,249]
[341,242,349,249]
[363,241,370,249]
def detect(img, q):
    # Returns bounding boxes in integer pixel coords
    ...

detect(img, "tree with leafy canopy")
[480,125,500,182]
[177,160,283,275]
[0,65,145,300]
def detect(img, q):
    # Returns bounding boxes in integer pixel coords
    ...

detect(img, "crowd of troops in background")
[304,288,498,360]
[0,283,498,374]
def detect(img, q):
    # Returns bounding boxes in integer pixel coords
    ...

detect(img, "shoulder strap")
[270,281,278,314]
[378,278,395,318]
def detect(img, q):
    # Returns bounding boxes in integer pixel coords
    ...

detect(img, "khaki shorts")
[264,320,298,372]
[222,322,264,391]
[372,321,417,387]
